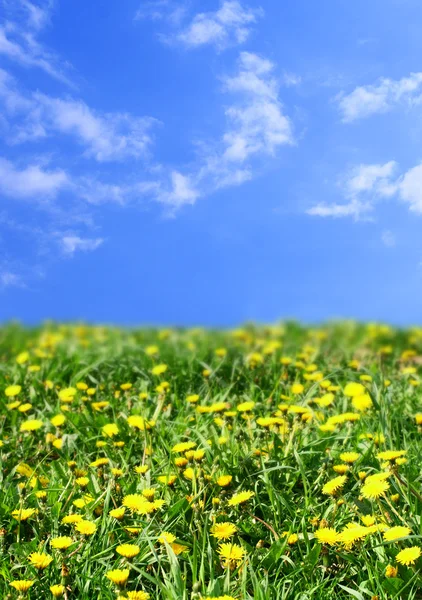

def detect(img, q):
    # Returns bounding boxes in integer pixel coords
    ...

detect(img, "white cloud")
[308,160,422,219]
[337,72,422,122]
[381,230,396,247]
[60,235,104,256]
[135,0,187,25]
[397,163,422,213]
[32,94,157,161]
[221,52,293,163]
[307,199,370,219]
[176,1,263,50]
[0,269,24,288]
[0,157,69,198]
[0,24,72,85]
[0,72,158,161]
[345,161,398,197]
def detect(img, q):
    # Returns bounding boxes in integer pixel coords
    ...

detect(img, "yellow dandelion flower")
[339,452,360,463]
[50,536,73,550]
[384,526,411,541]
[106,569,130,586]
[28,552,53,569]
[396,546,421,565]
[126,592,150,600]
[172,441,197,453]
[5,385,22,397]
[218,543,246,569]
[314,528,339,546]
[227,490,254,506]
[11,508,37,521]
[20,419,43,432]
[10,580,34,593]
[361,479,390,500]
[322,475,347,496]
[109,507,126,520]
[217,475,233,487]
[50,584,65,597]
[211,522,237,540]
[116,544,140,558]
[158,531,176,544]
[385,564,398,578]
[75,520,96,535]
[102,423,119,437]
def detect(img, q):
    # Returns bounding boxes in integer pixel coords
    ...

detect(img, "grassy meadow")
[1,321,422,599]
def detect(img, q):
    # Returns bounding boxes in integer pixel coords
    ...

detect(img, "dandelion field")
[2,322,422,600]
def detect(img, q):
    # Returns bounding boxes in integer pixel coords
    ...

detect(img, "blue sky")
[1,0,422,326]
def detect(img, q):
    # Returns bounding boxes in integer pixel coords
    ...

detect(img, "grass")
[1,320,422,599]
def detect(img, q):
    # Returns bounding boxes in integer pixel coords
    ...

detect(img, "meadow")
[1,321,422,600]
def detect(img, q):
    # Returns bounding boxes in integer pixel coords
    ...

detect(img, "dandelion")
[28,552,53,569]
[396,546,421,566]
[10,580,34,593]
[339,452,360,463]
[228,490,254,506]
[50,536,73,550]
[211,522,237,540]
[158,532,176,544]
[322,475,347,496]
[361,479,390,500]
[20,419,43,432]
[50,584,65,597]
[11,508,37,521]
[116,544,140,558]
[126,592,150,600]
[109,507,126,520]
[385,565,398,578]
[106,569,130,586]
[102,423,119,437]
[75,520,96,535]
[315,528,339,545]
[217,475,233,487]
[218,543,246,569]
[384,526,411,541]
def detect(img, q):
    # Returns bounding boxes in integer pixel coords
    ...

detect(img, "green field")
[1,321,422,599]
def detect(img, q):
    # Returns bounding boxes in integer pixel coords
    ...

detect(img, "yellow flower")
[396,546,421,565]
[109,507,126,520]
[315,528,339,545]
[50,414,66,427]
[227,490,254,506]
[106,569,130,586]
[76,476,89,487]
[151,364,167,376]
[157,474,177,485]
[287,533,299,545]
[5,385,22,397]
[236,401,255,412]
[322,475,347,496]
[10,580,34,593]
[127,416,155,430]
[339,452,360,463]
[376,450,407,462]
[158,532,176,544]
[352,394,373,411]
[361,479,390,500]
[218,543,246,569]
[50,536,73,550]
[102,423,119,437]
[385,565,398,578]
[172,441,196,453]
[217,475,233,487]
[291,383,304,395]
[58,387,77,402]
[61,514,83,524]
[28,552,53,569]
[50,584,65,597]
[20,419,43,432]
[116,544,140,558]
[135,465,149,475]
[384,526,411,541]
[11,508,37,521]
[343,382,365,397]
[126,592,150,600]
[75,520,96,535]
[16,351,29,364]
[211,522,237,540]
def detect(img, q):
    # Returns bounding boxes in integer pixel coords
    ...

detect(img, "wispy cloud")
[135,0,187,26]
[0,156,69,199]
[0,71,159,161]
[307,160,422,219]
[337,72,422,122]
[0,268,24,289]
[0,0,73,86]
[173,1,263,50]
[60,235,104,256]
[381,230,396,247]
